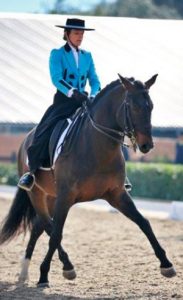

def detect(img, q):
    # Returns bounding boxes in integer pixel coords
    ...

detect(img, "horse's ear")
[145,74,158,89]
[118,73,135,92]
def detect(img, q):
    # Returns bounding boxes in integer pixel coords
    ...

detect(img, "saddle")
[48,107,86,168]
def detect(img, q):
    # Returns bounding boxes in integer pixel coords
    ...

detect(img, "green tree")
[47,0,182,19]
[90,0,182,19]
[153,0,183,16]
[48,0,76,14]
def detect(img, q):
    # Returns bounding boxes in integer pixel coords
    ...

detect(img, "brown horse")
[0,74,176,287]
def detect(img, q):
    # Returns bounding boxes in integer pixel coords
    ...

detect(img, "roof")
[0,13,183,127]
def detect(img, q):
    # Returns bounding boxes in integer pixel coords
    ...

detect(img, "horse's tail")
[0,188,36,245]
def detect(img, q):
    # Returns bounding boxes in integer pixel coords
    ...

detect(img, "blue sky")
[0,0,106,13]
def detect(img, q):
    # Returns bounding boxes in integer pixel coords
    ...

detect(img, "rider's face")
[67,29,84,47]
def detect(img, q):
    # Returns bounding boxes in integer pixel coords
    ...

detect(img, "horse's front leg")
[19,215,75,284]
[57,244,76,280]
[41,216,76,281]
[37,192,72,287]
[107,190,176,278]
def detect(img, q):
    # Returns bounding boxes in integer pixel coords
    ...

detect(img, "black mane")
[92,77,145,108]
[94,79,120,102]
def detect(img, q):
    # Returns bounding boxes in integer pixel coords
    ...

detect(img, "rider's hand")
[72,89,88,105]
[85,96,94,107]
[89,96,95,103]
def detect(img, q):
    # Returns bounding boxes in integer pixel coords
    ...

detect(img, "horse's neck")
[84,85,124,166]
[91,84,125,128]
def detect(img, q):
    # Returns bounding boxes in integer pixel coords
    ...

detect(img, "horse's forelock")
[134,80,145,90]
[125,78,145,90]
[128,77,135,82]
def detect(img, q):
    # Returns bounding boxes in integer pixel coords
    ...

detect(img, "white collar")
[68,42,79,53]
[68,42,79,67]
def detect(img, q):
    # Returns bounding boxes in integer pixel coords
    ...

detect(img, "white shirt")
[67,43,79,97]
[69,42,79,68]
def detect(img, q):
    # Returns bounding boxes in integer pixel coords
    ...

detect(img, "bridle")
[116,92,137,150]
[85,90,138,151]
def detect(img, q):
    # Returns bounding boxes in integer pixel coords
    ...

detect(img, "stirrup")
[125,183,132,192]
[18,172,35,192]
[125,176,132,192]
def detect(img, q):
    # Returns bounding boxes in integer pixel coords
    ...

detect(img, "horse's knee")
[138,216,150,230]
[49,231,62,249]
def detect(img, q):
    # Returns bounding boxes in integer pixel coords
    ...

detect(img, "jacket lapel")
[63,43,78,73]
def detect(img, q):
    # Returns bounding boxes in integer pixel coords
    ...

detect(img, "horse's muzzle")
[136,131,154,154]
[139,142,153,153]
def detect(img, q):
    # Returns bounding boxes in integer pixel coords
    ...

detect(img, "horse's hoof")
[17,275,28,284]
[18,272,29,283]
[63,269,76,280]
[37,282,50,288]
[160,266,176,278]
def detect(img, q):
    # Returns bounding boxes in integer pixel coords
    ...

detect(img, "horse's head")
[117,74,158,153]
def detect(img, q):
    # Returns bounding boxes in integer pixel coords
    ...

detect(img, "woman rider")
[18,18,101,191]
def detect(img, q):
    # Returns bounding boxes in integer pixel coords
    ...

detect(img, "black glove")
[72,89,88,105]
[89,96,95,102]
[86,96,95,107]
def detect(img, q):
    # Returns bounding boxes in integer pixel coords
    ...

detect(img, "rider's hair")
[63,29,71,41]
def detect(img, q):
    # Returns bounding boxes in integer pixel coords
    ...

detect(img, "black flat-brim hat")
[55,18,95,31]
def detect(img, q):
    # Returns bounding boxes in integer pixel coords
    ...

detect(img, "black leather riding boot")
[18,172,35,191]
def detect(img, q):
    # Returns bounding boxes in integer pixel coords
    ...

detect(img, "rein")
[87,109,125,145]
[85,92,137,151]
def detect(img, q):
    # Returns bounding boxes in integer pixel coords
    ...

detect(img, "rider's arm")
[49,49,73,97]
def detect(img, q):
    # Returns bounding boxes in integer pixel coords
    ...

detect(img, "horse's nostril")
[140,144,151,153]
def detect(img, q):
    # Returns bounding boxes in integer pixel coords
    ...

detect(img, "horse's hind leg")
[107,190,176,278]
[37,190,72,287]
[18,216,44,283]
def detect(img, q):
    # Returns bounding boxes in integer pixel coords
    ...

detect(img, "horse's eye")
[145,98,153,110]
[130,101,142,114]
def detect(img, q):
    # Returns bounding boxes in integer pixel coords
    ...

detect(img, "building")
[0,13,183,162]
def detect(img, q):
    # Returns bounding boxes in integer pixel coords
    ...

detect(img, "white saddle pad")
[53,118,72,165]
[26,116,80,170]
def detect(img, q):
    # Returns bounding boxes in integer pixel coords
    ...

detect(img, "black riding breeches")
[27,92,80,172]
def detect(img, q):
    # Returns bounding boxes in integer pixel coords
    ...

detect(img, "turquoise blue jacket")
[49,43,101,97]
